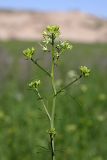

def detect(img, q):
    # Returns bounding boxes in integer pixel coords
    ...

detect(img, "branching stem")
[31,58,51,77]
[55,74,82,96]
[23,26,91,160]
[35,89,51,122]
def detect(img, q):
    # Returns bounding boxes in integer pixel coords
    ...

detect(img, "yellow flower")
[80,66,91,77]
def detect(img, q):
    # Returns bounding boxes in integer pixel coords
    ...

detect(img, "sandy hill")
[0,10,107,42]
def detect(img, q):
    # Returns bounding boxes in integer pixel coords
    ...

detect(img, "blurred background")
[0,1,107,160]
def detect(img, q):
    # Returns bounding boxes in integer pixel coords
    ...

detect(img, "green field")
[0,41,107,160]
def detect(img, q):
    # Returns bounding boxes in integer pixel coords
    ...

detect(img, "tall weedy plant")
[23,25,90,160]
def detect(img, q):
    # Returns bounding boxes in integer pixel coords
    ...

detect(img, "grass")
[0,41,107,160]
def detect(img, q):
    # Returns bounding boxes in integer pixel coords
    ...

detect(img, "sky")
[0,0,107,18]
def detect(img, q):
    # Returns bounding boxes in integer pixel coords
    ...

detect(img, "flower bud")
[80,66,90,77]
[23,47,35,59]
[28,80,40,89]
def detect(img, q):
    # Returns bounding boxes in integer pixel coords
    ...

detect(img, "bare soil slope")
[0,10,107,42]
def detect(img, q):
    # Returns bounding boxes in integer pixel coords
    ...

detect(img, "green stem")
[51,97,56,128]
[35,89,51,122]
[50,134,55,160]
[51,34,57,128]
[50,34,56,160]
[55,74,82,96]
[50,97,56,160]
[31,58,51,77]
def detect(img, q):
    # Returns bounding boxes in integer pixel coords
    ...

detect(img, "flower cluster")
[42,25,60,52]
[47,128,56,136]
[23,47,35,59]
[43,25,60,40]
[41,25,73,65]
[80,66,91,77]
[56,41,72,54]
[28,80,40,89]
